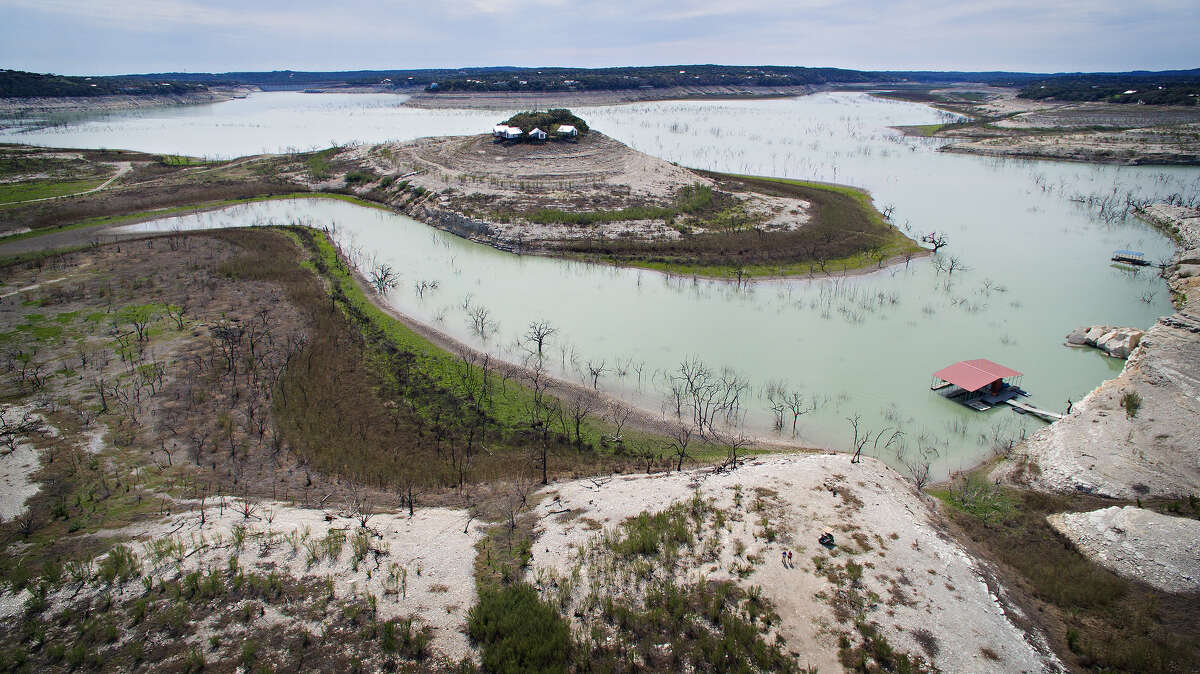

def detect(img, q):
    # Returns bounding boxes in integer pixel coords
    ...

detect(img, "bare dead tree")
[0,409,46,455]
[946,256,969,276]
[605,402,634,446]
[670,422,695,472]
[353,498,375,529]
[631,441,660,474]
[712,424,752,471]
[764,381,786,431]
[525,320,557,358]
[586,360,606,391]
[567,391,595,446]
[468,305,493,340]
[920,231,949,254]
[522,358,557,484]
[368,262,400,294]
[847,414,871,464]
[165,303,187,330]
[784,391,813,437]
[502,472,538,534]
[897,440,939,489]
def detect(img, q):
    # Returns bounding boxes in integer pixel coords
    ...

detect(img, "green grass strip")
[0,192,389,245]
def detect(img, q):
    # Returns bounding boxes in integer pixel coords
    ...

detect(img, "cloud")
[0,0,1195,73]
[0,0,402,38]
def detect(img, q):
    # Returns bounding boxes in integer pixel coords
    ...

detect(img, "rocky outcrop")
[1047,507,1200,594]
[1065,325,1145,358]
[405,202,498,241]
[1137,203,1200,249]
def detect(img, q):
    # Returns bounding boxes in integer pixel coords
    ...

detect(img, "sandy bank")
[940,127,1200,166]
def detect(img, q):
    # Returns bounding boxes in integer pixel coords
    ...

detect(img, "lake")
[6,91,1192,477]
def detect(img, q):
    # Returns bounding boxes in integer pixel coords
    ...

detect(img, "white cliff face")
[1048,506,1200,594]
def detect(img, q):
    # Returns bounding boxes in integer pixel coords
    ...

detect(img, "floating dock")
[1111,249,1151,266]
[1005,399,1063,422]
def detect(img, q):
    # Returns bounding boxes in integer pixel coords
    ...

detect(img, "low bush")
[467,583,571,674]
[1121,391,1142,418]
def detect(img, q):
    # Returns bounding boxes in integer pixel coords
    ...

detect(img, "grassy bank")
[550,172,922,279]
[0,192,388,246]
[269,224,694,494]
[0,177,107,205]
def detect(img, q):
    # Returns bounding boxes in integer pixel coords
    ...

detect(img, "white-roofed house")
[555,124,578,139]
[529,127,548,141]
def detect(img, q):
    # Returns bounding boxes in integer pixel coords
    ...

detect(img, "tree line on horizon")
[0,69,207,98]
[3,65,1198,104]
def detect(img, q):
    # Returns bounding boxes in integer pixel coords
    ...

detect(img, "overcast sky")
[1,0,1196,76]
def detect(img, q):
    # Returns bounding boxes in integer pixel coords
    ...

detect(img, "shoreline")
[398,84,819,110]
[0,86,258,117]
[938,143,1200,167]
[345,259,817,455]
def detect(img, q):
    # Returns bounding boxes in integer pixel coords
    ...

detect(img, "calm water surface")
[12,91,1193,476]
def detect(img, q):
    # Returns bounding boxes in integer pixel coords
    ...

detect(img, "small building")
[492,125,523,141]
[930,359,1025,411]
[556,124,578,138]
[529,127,548,141]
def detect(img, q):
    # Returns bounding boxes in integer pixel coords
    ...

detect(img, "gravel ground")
[0,440,40,520]
[1047,506,1200,594]
[42,499,485,663]
[530,453,1061,673]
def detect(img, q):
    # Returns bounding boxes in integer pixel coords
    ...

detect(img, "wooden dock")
[1005,399,1063,422]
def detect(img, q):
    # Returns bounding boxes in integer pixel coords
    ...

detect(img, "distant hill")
[112,65,889,92]
[1013,69,1200,105]
[6,66,1199,104]
[0,69,208,98]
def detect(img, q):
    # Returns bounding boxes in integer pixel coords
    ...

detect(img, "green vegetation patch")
[501,108,589,136]
[158,154,213,167]
[551,172,922,278]
[468,583,572,673]
[0,178,106,205]
[305,148,338,180]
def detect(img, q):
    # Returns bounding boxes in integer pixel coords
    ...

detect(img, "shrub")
[467,583,570,674]
[95,544,140,585]
[1121,391,1142,418]
[344,169,378,185]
